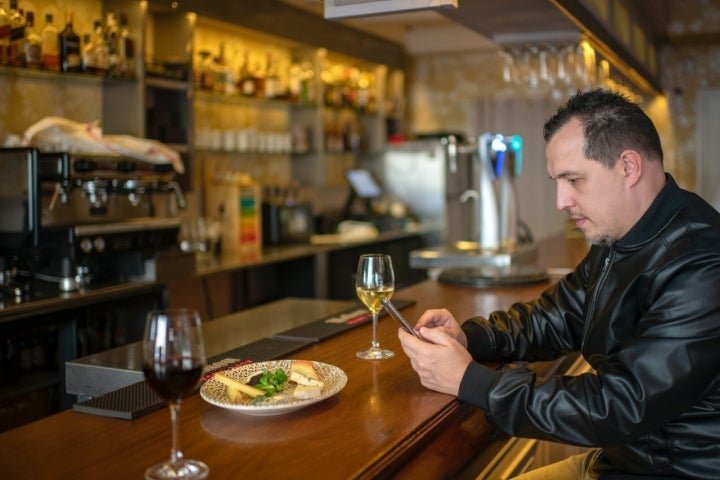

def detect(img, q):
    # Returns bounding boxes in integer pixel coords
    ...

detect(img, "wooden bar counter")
[0,235,589,480]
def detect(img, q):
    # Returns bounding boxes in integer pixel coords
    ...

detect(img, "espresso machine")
[408,134,548,287]
[0,147,186,300]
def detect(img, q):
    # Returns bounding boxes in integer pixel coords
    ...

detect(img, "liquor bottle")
[104,11,120,76]
[213,42,234,95]
[238,50,256,97]
[0,2,10,64]
[81,33,94,73]
[118,13,134,77]
[299,58,315,104]
[264,52,281,99]
[89,19,109,74]
[252,54,265,98]
[288,53,302,103]
[40,12,59,71]
[7,0,24,65]
[21,10,41,68]
[197,50,214,91]
[58,10,81,72]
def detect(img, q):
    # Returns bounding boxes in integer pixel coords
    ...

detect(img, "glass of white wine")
[355,253,395,360]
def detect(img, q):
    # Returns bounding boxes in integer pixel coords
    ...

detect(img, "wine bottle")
[59,10,81,72]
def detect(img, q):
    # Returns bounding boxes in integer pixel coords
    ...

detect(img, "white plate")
[200,360,347,416]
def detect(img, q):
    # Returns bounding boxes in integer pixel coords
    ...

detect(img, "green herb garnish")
[250,368,288,402]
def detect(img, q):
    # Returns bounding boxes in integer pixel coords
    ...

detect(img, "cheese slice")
[214,373,265,398]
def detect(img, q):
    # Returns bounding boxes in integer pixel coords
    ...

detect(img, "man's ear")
[621,150,642,185]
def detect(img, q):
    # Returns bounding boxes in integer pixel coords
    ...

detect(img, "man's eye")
[567,178,579,185]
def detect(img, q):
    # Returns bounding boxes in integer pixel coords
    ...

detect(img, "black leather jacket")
[459,175,720,479]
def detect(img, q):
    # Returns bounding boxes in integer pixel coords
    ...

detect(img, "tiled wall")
[661,0,720,190]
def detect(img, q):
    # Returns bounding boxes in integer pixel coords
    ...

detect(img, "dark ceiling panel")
[438,0,579,39]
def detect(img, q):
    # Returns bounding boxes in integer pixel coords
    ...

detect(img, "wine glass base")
[145,459,209,480]
[357,348,395,360]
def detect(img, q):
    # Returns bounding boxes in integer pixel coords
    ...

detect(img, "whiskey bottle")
[104,11,120,76]
[118,13,134,77]
[40,13,59,71]
[58,10,81,72]
[264,52,281,99]
[22,10,41,68]
[238,50,256,97]
[90,19,109,74]
[7,0,24,65]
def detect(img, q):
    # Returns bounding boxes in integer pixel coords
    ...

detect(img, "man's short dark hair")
[543,88,663,168]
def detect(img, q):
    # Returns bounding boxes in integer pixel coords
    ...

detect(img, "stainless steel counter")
[65,297,355,399]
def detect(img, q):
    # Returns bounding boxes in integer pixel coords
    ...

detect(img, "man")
[398,89,720,479]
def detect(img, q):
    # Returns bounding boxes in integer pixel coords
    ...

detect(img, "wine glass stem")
[169,401,184,467]
[371,313,379,349]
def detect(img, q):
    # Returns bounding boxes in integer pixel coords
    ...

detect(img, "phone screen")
[381,298,425,341]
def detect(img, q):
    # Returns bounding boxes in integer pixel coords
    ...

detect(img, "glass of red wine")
[142,308,208,480]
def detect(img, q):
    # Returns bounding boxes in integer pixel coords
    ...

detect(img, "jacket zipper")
[581,252,613,351]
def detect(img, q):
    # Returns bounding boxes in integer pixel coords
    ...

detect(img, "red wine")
[143,357,203,401]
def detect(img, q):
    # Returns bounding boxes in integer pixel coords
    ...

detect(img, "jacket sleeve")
[461,249,594,363]
[459,249,720,447]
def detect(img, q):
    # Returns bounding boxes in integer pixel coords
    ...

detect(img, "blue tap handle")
[491,134,507,178]
[510,135,523,176]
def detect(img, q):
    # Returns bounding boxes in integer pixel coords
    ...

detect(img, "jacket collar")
[616,174,688,248]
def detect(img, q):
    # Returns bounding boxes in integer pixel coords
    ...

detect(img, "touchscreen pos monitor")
[343,168,382,219]
[345,168,382,198]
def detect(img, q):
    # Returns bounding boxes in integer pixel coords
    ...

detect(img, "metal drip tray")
[410,243,549,287]
[410,242,539,269]
[438,265,549,287]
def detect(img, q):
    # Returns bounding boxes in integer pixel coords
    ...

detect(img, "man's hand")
[398,326,472,396]
[415,308,468,348]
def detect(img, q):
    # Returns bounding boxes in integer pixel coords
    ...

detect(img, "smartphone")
[381,297,426,341]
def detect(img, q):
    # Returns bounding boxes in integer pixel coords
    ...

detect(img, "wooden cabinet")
[0,284,165,432]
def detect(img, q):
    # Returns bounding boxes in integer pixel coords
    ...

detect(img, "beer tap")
[477,133,500,252]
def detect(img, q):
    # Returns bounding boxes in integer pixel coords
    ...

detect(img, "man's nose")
[556,184,573,211]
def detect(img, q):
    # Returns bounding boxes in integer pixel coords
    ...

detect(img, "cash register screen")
[345,168,382,199]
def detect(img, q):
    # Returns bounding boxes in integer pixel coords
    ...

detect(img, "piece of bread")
[293,384,322,400]
[290,360,325,388]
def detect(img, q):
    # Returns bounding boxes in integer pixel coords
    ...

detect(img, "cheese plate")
[200,360,347,416]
